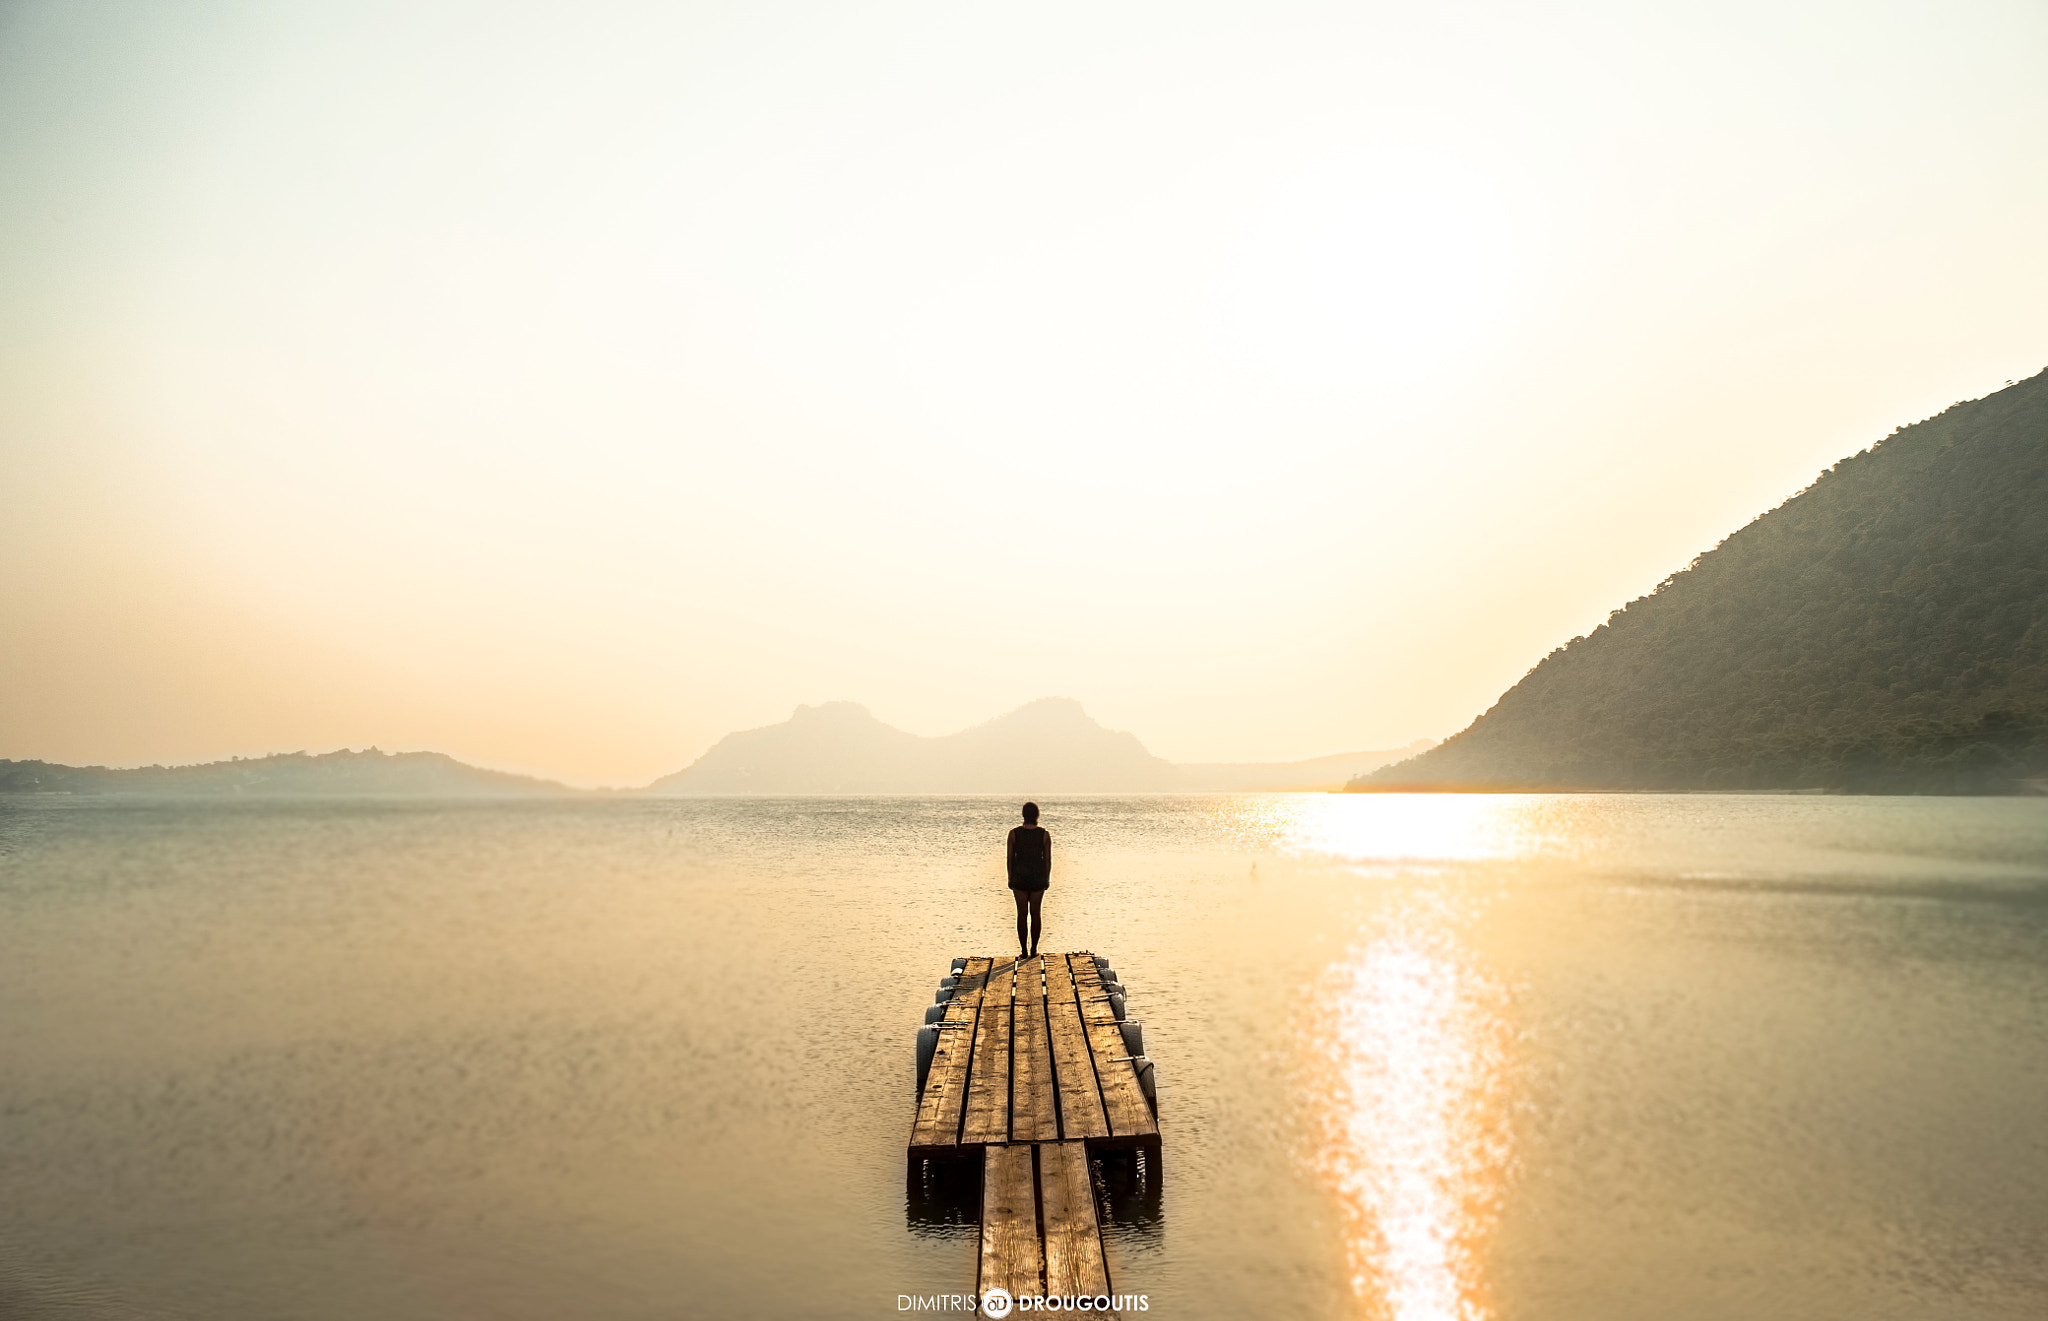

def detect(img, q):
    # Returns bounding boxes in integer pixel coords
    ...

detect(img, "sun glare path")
[1282,795,1569,867]
[1311,897,1517,1321]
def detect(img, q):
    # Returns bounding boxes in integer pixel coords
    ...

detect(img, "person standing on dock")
[1006,802,1051,959]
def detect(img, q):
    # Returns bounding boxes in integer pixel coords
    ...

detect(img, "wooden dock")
[909,952,1159,1311]
[911,953,1158,1157]
[980,1140,1113,1302]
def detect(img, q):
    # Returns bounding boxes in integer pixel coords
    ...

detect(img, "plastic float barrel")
[950,958,968,973]
[924,1003,948,1025]
[1133,1057,1157,1109]
[934,986,953,1005]
[1093,956,1111,975]
[940,974,958,991]
[916,1026,939,1092]
[1106,992,1126,1022]
[1100,981,1124,1001]
[1119,1020,1143,1057]
[1096,965,1116,986]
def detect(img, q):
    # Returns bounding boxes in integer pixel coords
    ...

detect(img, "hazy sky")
[4,0,2046,786]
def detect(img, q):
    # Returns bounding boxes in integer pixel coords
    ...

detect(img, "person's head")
[1022,802,1039,825]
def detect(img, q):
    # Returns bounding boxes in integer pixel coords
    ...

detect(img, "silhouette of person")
[1006,802,1051,959]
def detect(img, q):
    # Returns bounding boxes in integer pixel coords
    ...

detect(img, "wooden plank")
[1011,960,1059,1142]
[909,956,990,1152]
[910,953,1155,1156]
[1043,954,1075,999]
[908,999,978,1151]
[1045,957,1109,1140]
[954,955,994,1003]
[1040,1141,1112,1300]
[1069,951,1103,994]
[1069,954,1157,1144]
[978,1144,1042,1300]
[960,958,1017,1146]
[984,957,1017,1005]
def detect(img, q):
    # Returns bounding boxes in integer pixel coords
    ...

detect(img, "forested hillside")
[1361,368,2048,793]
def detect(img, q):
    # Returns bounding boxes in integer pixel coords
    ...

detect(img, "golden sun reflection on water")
[1280,794,1573,866]
[1310,896,1518,1321]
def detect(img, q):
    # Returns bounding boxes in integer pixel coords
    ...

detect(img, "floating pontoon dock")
[908,953,1161,1308]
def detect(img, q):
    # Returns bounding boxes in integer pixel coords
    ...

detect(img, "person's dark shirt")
[1006,824,1051,889]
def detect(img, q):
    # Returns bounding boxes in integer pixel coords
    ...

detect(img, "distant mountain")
[1358,368,2048,794]
[646,697,1431,794]
[0,749,575,797]
[3,709,1431,799]
[647,698,1170,793]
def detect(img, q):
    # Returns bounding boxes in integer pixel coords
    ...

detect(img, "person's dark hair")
[1022,802,1039,824]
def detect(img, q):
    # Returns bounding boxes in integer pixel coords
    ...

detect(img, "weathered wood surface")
[977,1141,1114,1311]
[1044,954,1110,1141]
[978,1143,1043,1300]
[960,958,1018,1145]
[1011,958,1060,1142]
[911,951,1153,1157]
[909,956,991,1153]
[1068,953,1158,1146]
[913,956,1140,1312]
[1039,1139,1112,1299]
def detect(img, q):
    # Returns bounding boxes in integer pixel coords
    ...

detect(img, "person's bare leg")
[1013,890,1031,959]
[1027,890,1044,958]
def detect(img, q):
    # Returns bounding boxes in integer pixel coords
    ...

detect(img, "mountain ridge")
[0,748,574,797]
[3,703,1432,796]
[647,697,1429,794]
[1357,368,2048,794]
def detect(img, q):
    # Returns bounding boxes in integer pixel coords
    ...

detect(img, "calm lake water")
[3,794,2046,1320]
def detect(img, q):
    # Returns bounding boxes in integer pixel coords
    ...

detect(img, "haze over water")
[4,794,2045,1320]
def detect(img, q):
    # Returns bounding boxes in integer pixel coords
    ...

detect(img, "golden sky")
[4,0,2046,786]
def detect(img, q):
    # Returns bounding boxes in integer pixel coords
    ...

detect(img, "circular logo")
[980,1286,1014,1318]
